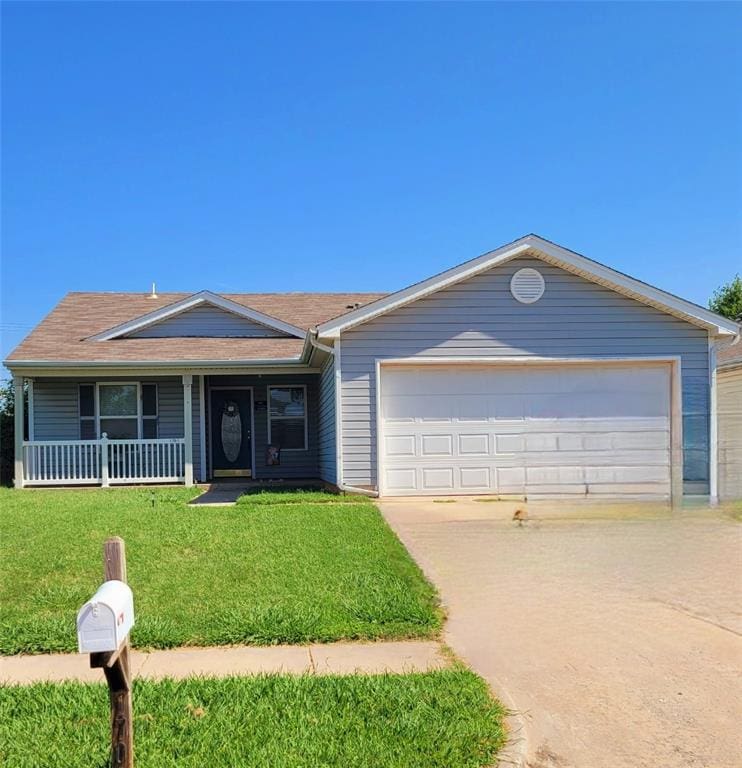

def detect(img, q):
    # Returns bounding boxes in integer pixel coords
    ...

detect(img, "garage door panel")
[520,417,668,433]
[384,435,415,456]
[422,467,454,490]
[421,434,453,456]
[495,434,525,453]
[585,465,670,484]
[516,449,670,466]
[381,397,416,422]
[496,467,526,491]
[380,364,672,498]
[460,467,491,489]
[385,468,417,492]
[527,467,585,485]
[459,434,490,455]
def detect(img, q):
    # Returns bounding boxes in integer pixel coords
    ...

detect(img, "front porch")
[13,369,331,489]
[21,436,187,486]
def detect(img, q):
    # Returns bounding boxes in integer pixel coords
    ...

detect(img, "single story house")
[6,235,740,503]
[717,341,742,501]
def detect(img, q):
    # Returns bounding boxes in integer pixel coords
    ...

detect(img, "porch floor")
[189,478,326,506]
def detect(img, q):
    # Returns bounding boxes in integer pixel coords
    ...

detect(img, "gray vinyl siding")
[204,374,319,480]
[33,379,80,440]
[339,255,710,492]
[317,355,337,484]
[154,377,202,480]
[128,305,289,338]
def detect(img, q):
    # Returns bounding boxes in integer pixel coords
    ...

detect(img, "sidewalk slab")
[137,645,312,680]
[0,640,447,685]
[309,641,446,675]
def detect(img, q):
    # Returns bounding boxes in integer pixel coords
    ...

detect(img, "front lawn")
[0,488,441,654]
[0,669,505,768]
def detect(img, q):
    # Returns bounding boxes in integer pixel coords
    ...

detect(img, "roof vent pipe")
[150,282,158,299]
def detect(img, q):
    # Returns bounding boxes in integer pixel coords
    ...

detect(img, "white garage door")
[379,364,672,498]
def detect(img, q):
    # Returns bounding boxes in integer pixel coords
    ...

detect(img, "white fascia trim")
[309,331,334,355]
[89,290,306,340]
[334,336,343,488]
[317,240,530,337]
[708,334,719,504]
[378,354,683,365]
[316,235,741,337]
[5,357,306,369]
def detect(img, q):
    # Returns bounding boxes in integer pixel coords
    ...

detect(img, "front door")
[210,389,253,478]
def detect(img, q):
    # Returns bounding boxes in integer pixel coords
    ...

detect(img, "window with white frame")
[141,383,158,437]
[79,384,96,439]
[268,386,307,450]
[79,383,158,439]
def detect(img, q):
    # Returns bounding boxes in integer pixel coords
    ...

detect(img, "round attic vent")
[510,267,545,304]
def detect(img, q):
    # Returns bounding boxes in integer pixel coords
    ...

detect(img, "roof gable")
[126,303,291,339]
[91,291,306,341]
[316,235,741,338]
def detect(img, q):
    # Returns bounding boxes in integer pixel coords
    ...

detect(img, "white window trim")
[141,382,159,438]
[78,384,96,438]
[79,382,159,440]
[267,384,308,452]
[97,382,142,439]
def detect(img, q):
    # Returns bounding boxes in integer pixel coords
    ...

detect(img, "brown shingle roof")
[6,292,386,365]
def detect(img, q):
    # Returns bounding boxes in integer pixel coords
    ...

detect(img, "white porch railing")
[22,436,186,486]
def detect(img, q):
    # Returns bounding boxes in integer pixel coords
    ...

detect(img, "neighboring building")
[5,235,740,503]
[717,341,742,501]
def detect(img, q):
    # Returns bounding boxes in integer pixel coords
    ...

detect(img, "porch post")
[27,378,35,441]
[183,374,194,487]
[198,375,206,482]
[13,375,25,488]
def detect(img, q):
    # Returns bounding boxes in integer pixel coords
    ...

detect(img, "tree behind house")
[0,380,27,487]
[709,275,742,322]
[0,380,16,486]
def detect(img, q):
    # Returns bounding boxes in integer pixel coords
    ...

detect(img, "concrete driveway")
[380,499,742,768]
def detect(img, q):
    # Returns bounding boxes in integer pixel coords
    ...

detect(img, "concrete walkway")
[187,481,250,506]
[0,640,448,685]
[188,479,327,506]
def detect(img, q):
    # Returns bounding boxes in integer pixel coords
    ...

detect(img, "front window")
[99,384,138,439]
[78,383,159,439]
[268,386,307,450]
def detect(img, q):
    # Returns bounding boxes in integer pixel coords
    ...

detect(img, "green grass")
[0,670,506,768]
[0,488,441,655]
[237,489,371,505]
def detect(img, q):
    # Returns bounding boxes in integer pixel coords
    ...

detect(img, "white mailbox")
[77,580,135,654]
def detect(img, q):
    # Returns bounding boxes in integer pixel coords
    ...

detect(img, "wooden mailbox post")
[77,537,134,768]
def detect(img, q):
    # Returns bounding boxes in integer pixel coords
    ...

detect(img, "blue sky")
[1,2,740,363]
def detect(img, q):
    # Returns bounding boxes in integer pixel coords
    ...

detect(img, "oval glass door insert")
[221,401,242,463]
